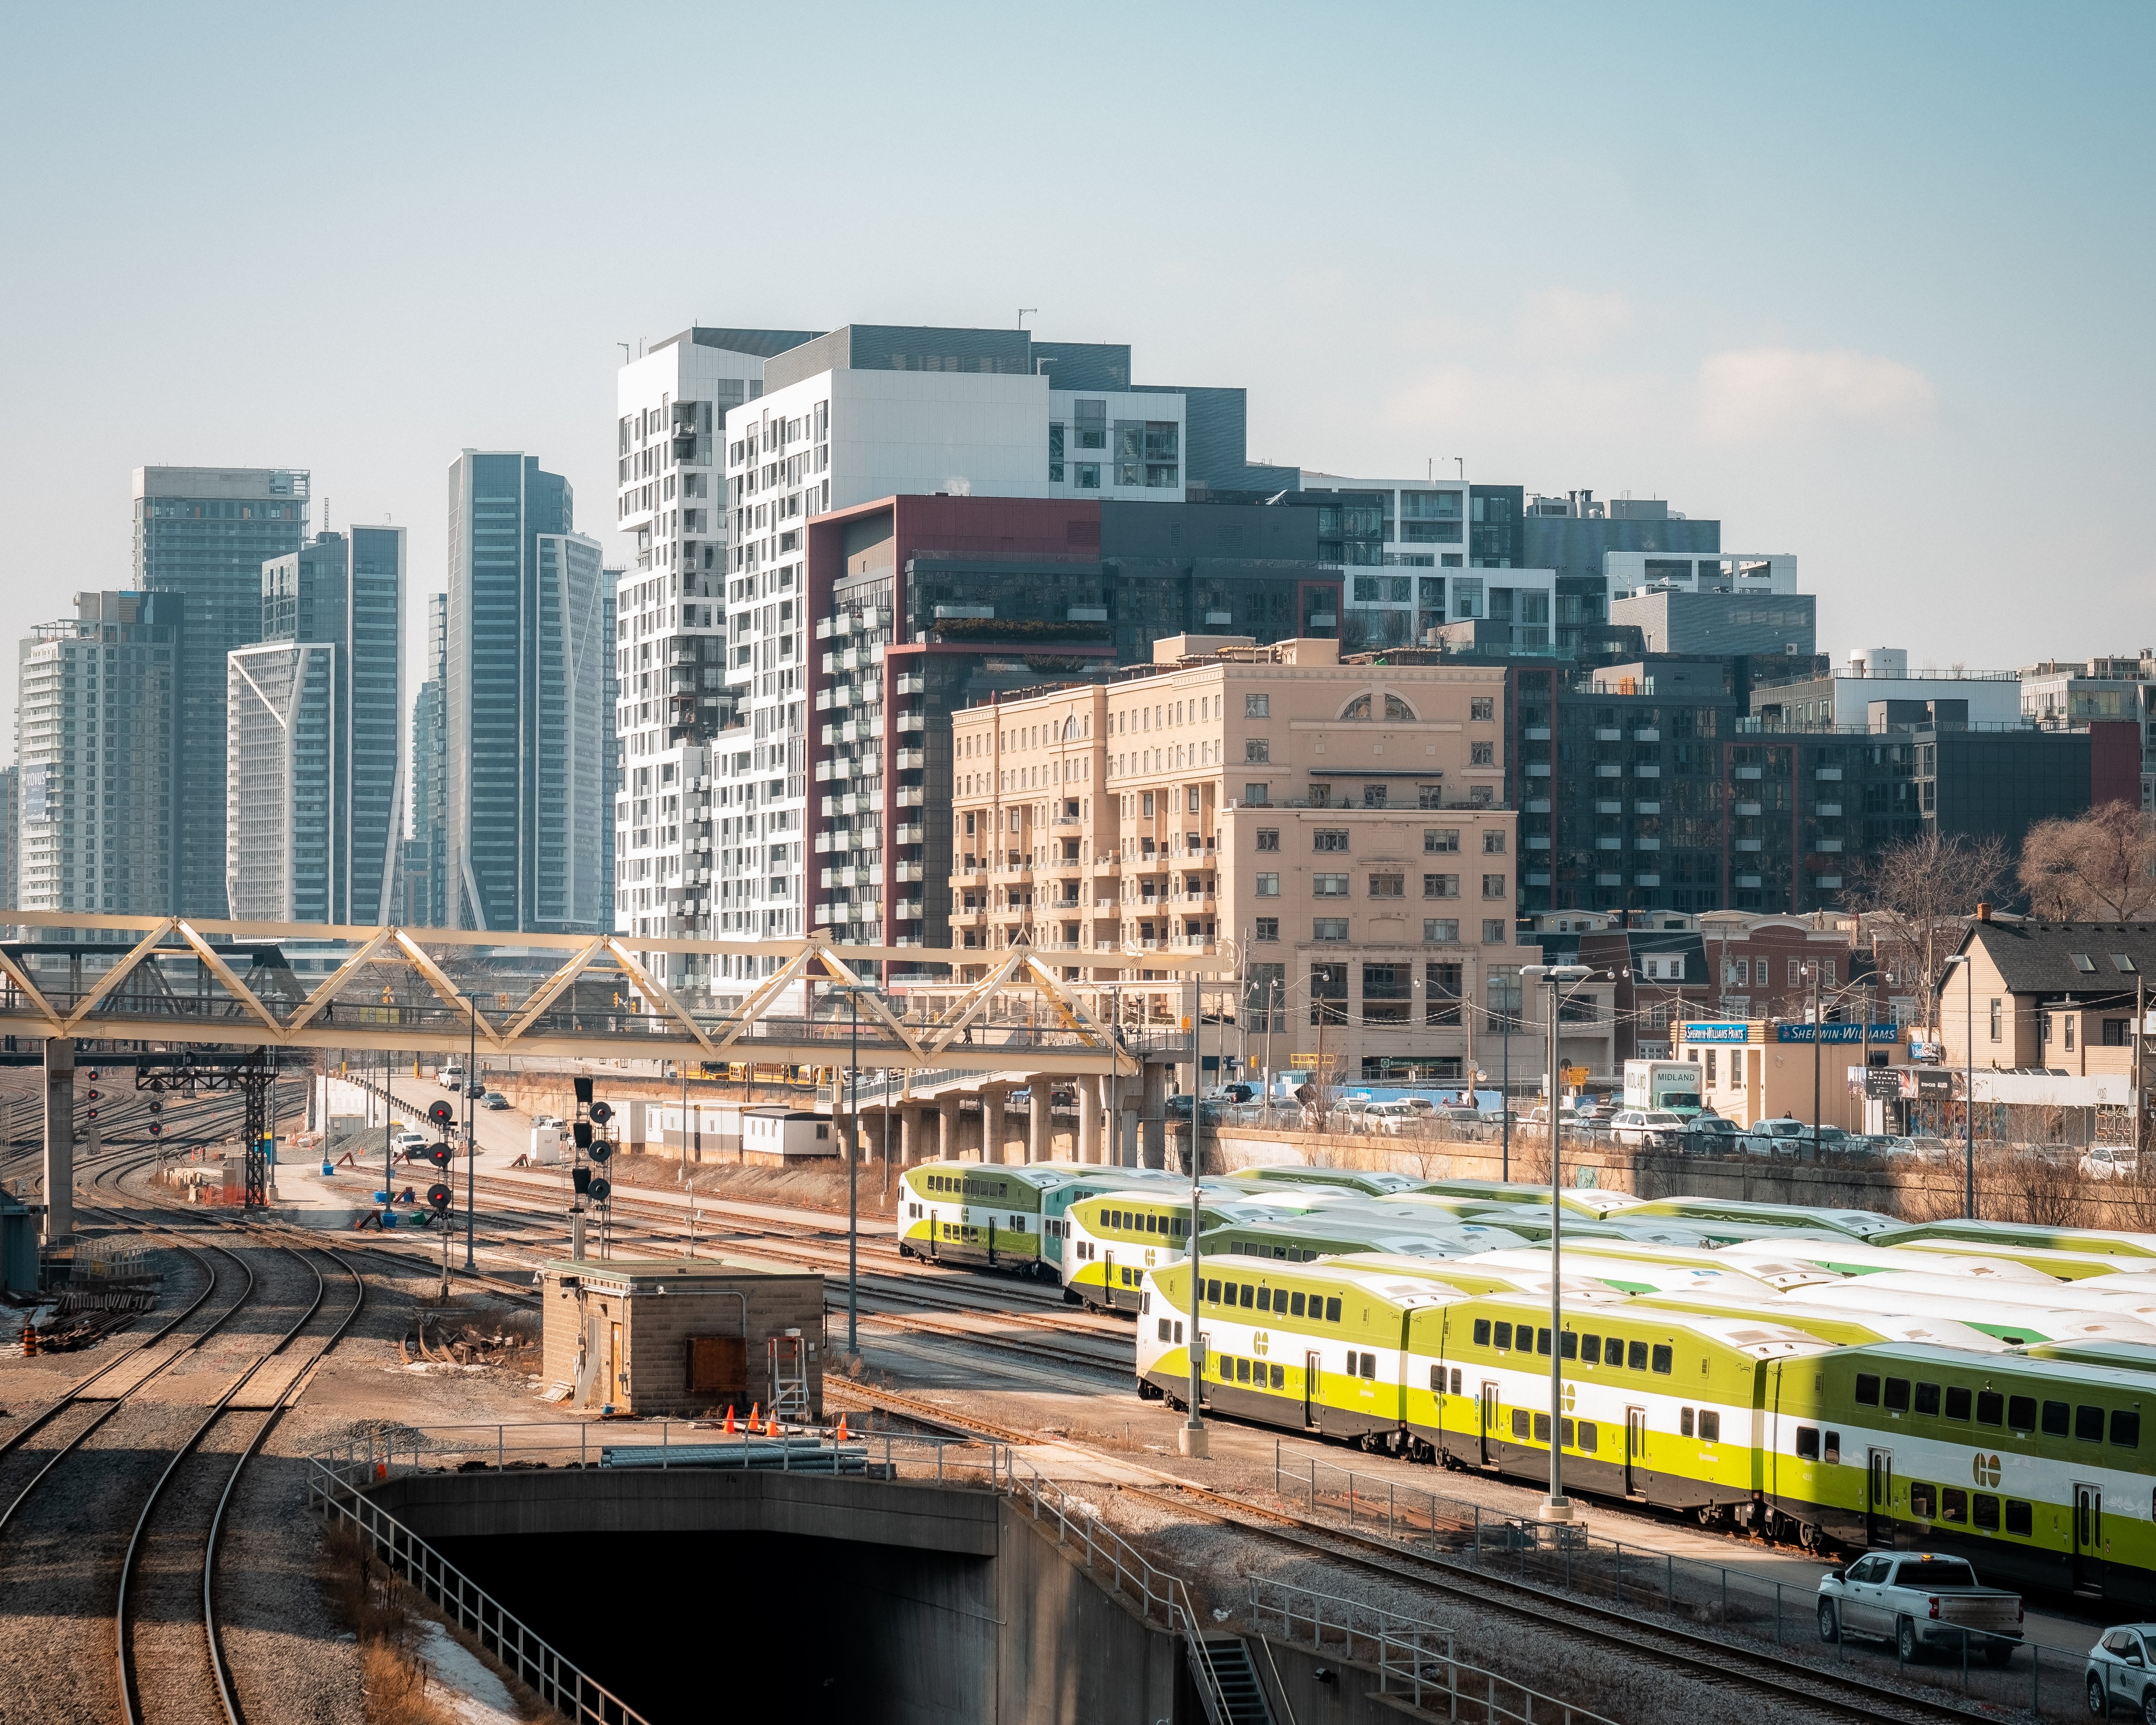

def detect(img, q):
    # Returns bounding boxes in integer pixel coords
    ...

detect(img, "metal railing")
[1249,1576,1615,1725]
[1270,1445,2087,1720]
[997,1452,1236,1725]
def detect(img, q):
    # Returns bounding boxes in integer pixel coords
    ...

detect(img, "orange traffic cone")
[20,1325,35,1358]
[748,1402,760,1427]
[768,1414,780,1437]
[836,1415,849,1442]
[724,1406,736,1433]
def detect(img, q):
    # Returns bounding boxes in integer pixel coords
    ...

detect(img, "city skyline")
[3,5,2153,738]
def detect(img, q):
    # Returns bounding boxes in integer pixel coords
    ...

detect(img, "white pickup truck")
[1817,1552,2023,1664]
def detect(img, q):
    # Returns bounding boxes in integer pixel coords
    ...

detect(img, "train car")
[1463,1244,1797,1302]
[1411,1179,1651,1220]
[1035,1167,1188,1274]
[1134,1254,1463,1443]
[1885,1238,2135,1282]
[1628,1286,2012,1355]
[1758,1343,2156,1605]
[1063,1190,1313,1312]
[1621,1197,1902,1240]
[1870,1219,2156,1261]
[1717,1238,2064,1286]
[1226,1164,1428,1198]
[1410,1204,1672,1248]
[1193,1217,1490,1267]
[1773,1280,2156,1347]
[894,1163,1075,1276]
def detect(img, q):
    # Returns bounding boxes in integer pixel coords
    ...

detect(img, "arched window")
[1385,693,1416,721]
[1340,693,1373,721]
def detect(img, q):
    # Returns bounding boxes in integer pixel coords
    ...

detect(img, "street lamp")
[1181,1102,1208,1458]
[827,980,884,1356]
[1942,952,1976,1217]
[1521,961,1592,1525]
[459,990,482,1271]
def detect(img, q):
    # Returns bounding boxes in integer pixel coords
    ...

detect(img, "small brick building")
[539,1259,827,1418]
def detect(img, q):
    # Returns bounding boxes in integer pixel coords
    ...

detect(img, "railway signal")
[148,1122,161,1137]
[426,1182,453,1213]
[428,1100,454,1128]
[586,1176,611,1206]
[588,1100,613,1126]
[426,1143,453,1168]
[571,1165,591,1195]
[588,1139,613,1163]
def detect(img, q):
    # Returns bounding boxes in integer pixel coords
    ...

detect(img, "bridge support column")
[1140,1061,1166,1171]
[43,1037,73,1244]
[937,1097,958,1161]
[979,1085,1009,1164]
[1028,1083,1050,1164]
[1078,1078,1101,1164]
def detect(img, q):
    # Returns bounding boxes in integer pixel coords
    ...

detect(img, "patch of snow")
[415,1621,519,1725]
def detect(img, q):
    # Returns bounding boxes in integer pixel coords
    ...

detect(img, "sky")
[1,0,2150,740]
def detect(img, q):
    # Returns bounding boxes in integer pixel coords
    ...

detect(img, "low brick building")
[539,1259,826,1418]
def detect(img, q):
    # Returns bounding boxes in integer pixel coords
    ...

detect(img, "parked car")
[2086,1624,2156,1718]
[1609,1109,1685,1149]
[464,1080,487,1099]
[1817,1552,2022,1665]
[1520,1104,1580,1126]
[1743,1117,1810,1155]
[438,1065,465,1090]
[532,1114,563,1130]
[2083,1145,2140,1181]
[481,1091,509,1110]
[1206,1083,1256,1104]
[1680,1114,1741,1153]
[1361,1099,1424,1134]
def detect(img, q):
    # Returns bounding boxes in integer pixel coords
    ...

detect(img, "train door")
[1479,1382,1500,1465]
[1624,1407,1648,1496]
[1103,1250,1116,1307]
[2074,1483,2104,1594]
[1866,1449,1894,1547]
[1305,1352,1323,1429]
[987,1219,997,1268]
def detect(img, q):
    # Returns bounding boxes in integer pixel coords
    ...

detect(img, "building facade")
[133,466,309,918]
[405,593,449,926]
[445,452,612,934]
[15,592,184,930]
[226,527,403,924]
[947,636,1520,1085]
[2021,654,2156,809]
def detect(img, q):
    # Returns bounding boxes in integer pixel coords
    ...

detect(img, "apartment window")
[1990,998,2002,1042]
[1483,831,1506,854]
[1368,873,1404,899]
[1254,918,1279,942]
[1255,828,1280,851]
[1255,873,1280,897]
[1423,873,1459,898]
[1312,919,1349,943]
[1362,963,1410,1023]
[1313,830,1349,852]
[1362,783,1388,808]
[1244,783,1270,806]
[1424,828,1459,853]
[1426,962,1463,1025]
[1482,874,1507,898]
[1470,742,1494,766]
[1470,785,1493,804]
[1483,920,1509,944]
[1311,962,1349,1018]
[1245,738,1270,763]
[1075,464,1101,490]
[1313,874,1349,897]
[1245,694,1269,718]
[1424,918,1460,944]
[1470,697,1494,721]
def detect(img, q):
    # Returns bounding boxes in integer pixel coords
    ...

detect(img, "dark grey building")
[1609,588,1817,659]
[406,593,449,927]
[1523,492,1720,656]
[133,466,309,917]
[445,453,612,933]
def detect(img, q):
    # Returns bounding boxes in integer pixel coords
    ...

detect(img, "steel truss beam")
[0,913,1212,1075]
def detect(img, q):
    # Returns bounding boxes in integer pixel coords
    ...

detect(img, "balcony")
[1523,726,1551,740]
[1735,801,1761,817]
[894,711,926,733]
[1526,836,1550,849]
[1815,766,1843,781]
[895,860,924,882]
[895,748,926,770]
[1815,838,1844,853]
[895,824,926,846]
[894,786,926,807]
[1736,838,1763,852]
[1595,727,1622,742]
[1817,801,1843,817]
[1596,836,1621,850]
[1594,764,1621,778]
[894,900,922,920]
[1635,837,1660,851]
[1632,728,1661,742]
[1525,764,1550,777]
[1734,765,1762,780]
[895,673,925,696]
[1632,763,1660,778]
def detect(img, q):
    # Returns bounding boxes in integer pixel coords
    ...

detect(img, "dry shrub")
[323,1521,456,1725]
[1980,1149,2093,1227]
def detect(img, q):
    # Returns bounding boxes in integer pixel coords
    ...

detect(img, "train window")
[1451,1368,1464,1395]
[1236,1358,1251,1384]
[1940,1488,1968,1524]
[1158,1319,1172,1342]
[1560,1332,1578,1360]
[1825,1431,1841,1464]
[1239,1284,1255,1308]
[1911,1483,1936,1518]
[1795,1427,1821,1461]
[1473,1318,1491,1346]
[2005,1499,2033,1536]
[1976,1391,2004,1426]
[1512,1408,1530,1438]
[1651,1345,1673,1375]
[1537,1328,1552,1357]
[1629,1341,1650,1371]
[1974,1494,2001,1531]
[1533,1413,1552,1443]
[2114,1411,2141,1448]
[1432,1364,1445,1392]
[1205,1279,1221,1304]
[1359,1352,1376,1379]
[1324,1297,1341,1323]
[1854,1374,1880,1406]
[2007,1395,2036,1430]
[1681,1408,1695,1438]
[1884,1378,1910,1412]
[2077,1405,2106,1443]
[1010,1216,1025,1232]
[1578,1420,1598,1452]
[1270,1364,1285,1389]
[1581,1335,1602,1365]
[1494,1322,1514,1350]
[1291,1291,1307,1317]
[1914,1382,1940,1416]
[1945,1386,1972,1421]
[1700,1411,1720,1442]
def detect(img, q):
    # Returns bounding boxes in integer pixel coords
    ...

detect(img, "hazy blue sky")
[2,1,2149,732]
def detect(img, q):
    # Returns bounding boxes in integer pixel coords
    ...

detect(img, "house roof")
[1965,920,2156,1001]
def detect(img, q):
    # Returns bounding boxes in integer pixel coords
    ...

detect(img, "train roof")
[1872,1219,2156,1258]
[1227,1164,1427,1195]
[1625,1197,1901,1238]
[1831,1339,2156,1392]
[1718,1239,2062,1285]
[1630,1289,2012,1354]
[1886,1238,2133,1281]
[1167,1252,1467,1308]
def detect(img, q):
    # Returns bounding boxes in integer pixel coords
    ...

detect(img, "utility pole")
[1523,963,1591,1523]
[2137,974,2147,1167]
[1810,961,1823,1163]
[462,993,480,1270]
[1181,1099,1208,1458]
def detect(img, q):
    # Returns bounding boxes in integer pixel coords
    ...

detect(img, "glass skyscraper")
[133,466,310,918]
[445,453,612,933]
[405,592,450,927]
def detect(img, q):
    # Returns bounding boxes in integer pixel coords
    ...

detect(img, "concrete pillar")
[937,1097,958,1161]
[43,1037,73,1243]
[1028,1082,1050,1163]
[897,1108,915,1169]
[980,1084,1008,1164]
[1140,1060,1166,1171]
[1078,1078,1101,1164]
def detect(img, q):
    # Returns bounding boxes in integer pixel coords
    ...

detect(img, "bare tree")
[2017,802,2156,921]
[1842,831,2009,1033]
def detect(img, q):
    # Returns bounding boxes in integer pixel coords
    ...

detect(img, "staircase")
[1194,1638,1275,1725]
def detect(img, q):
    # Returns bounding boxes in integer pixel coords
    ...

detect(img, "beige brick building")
[947,636,1520,1086]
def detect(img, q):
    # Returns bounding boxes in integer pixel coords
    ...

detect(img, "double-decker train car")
[894,1163,1072,1276]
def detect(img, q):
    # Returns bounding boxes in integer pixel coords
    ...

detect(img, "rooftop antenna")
[1018,308,1036,330]
[618,343,631,365]
[1453,457,1465,480]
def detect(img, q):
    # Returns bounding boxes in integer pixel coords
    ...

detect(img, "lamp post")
[1181,1092,1208,1458]
[460,991,481,1271]
[828,980,879,1357]
[1521,961,1592,1524]
[1943,951,1976,1217]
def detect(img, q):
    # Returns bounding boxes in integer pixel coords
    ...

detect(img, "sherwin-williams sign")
[1774,1023,1899,1044]
[1682,1023,1752,1044]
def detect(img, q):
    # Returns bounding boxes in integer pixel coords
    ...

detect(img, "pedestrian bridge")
[0,911,1210,1076]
